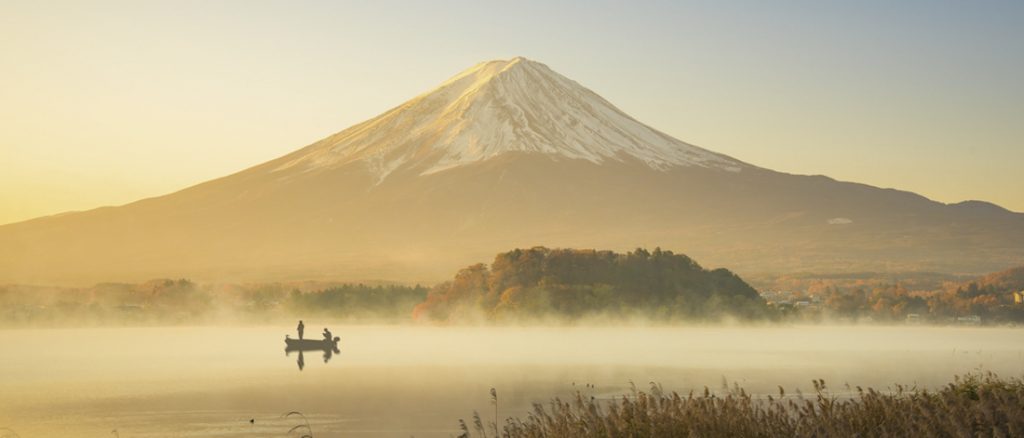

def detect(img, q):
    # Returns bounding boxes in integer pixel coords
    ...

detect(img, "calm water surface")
[1,325,1022,437]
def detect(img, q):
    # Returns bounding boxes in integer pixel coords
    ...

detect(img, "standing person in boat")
[297,320,305,340]
[322,327,332,341]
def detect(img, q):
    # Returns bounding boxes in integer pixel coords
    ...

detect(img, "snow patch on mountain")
[274,57,748,182]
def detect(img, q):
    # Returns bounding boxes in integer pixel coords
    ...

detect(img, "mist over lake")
[4,2,1024,436]
[1,325,1020,437]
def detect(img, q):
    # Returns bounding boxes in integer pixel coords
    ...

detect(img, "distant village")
[760,288,1024,326]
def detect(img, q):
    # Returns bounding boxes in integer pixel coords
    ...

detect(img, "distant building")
[905,313,922,325]
[957,315,982,326]
[1014,291,1023,305]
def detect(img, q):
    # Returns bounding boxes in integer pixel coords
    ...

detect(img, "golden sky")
[2,1,1022,225]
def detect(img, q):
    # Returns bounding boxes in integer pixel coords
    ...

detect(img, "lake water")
[1,325,1022,437]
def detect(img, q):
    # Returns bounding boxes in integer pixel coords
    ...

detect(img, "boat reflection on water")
[284,335,341,371]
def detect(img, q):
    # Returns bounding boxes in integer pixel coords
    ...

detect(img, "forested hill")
[412,247,769,323]
[976,265,1024,291]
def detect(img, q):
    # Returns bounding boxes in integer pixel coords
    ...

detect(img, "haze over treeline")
[3,247,1023,327]
[0,279,428,327]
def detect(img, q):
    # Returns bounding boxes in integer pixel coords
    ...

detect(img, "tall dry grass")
[461,373,1024,437]
[284,411,313,438]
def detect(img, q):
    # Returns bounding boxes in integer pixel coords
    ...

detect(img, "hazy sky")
[2,0,1022,225]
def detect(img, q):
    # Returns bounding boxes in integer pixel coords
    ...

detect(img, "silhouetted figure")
[285,328,340,370]
[297,320,305,340]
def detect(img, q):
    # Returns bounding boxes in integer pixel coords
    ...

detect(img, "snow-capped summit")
[273,57,747,182]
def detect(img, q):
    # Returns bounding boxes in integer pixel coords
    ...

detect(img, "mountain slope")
[1,57,1022,285]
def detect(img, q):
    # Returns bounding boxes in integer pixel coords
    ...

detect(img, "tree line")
[6,248,1019,327]
[780,281,1024,324]
[0,280,428,326]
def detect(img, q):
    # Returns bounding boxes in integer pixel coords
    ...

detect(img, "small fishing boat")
[285,336,340,351]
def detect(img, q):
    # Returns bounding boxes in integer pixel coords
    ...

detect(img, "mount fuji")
[273,57,747,180]
[2,57,1022,284]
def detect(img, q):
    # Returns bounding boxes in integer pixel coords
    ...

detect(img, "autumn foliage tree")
[412,247,768,323]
